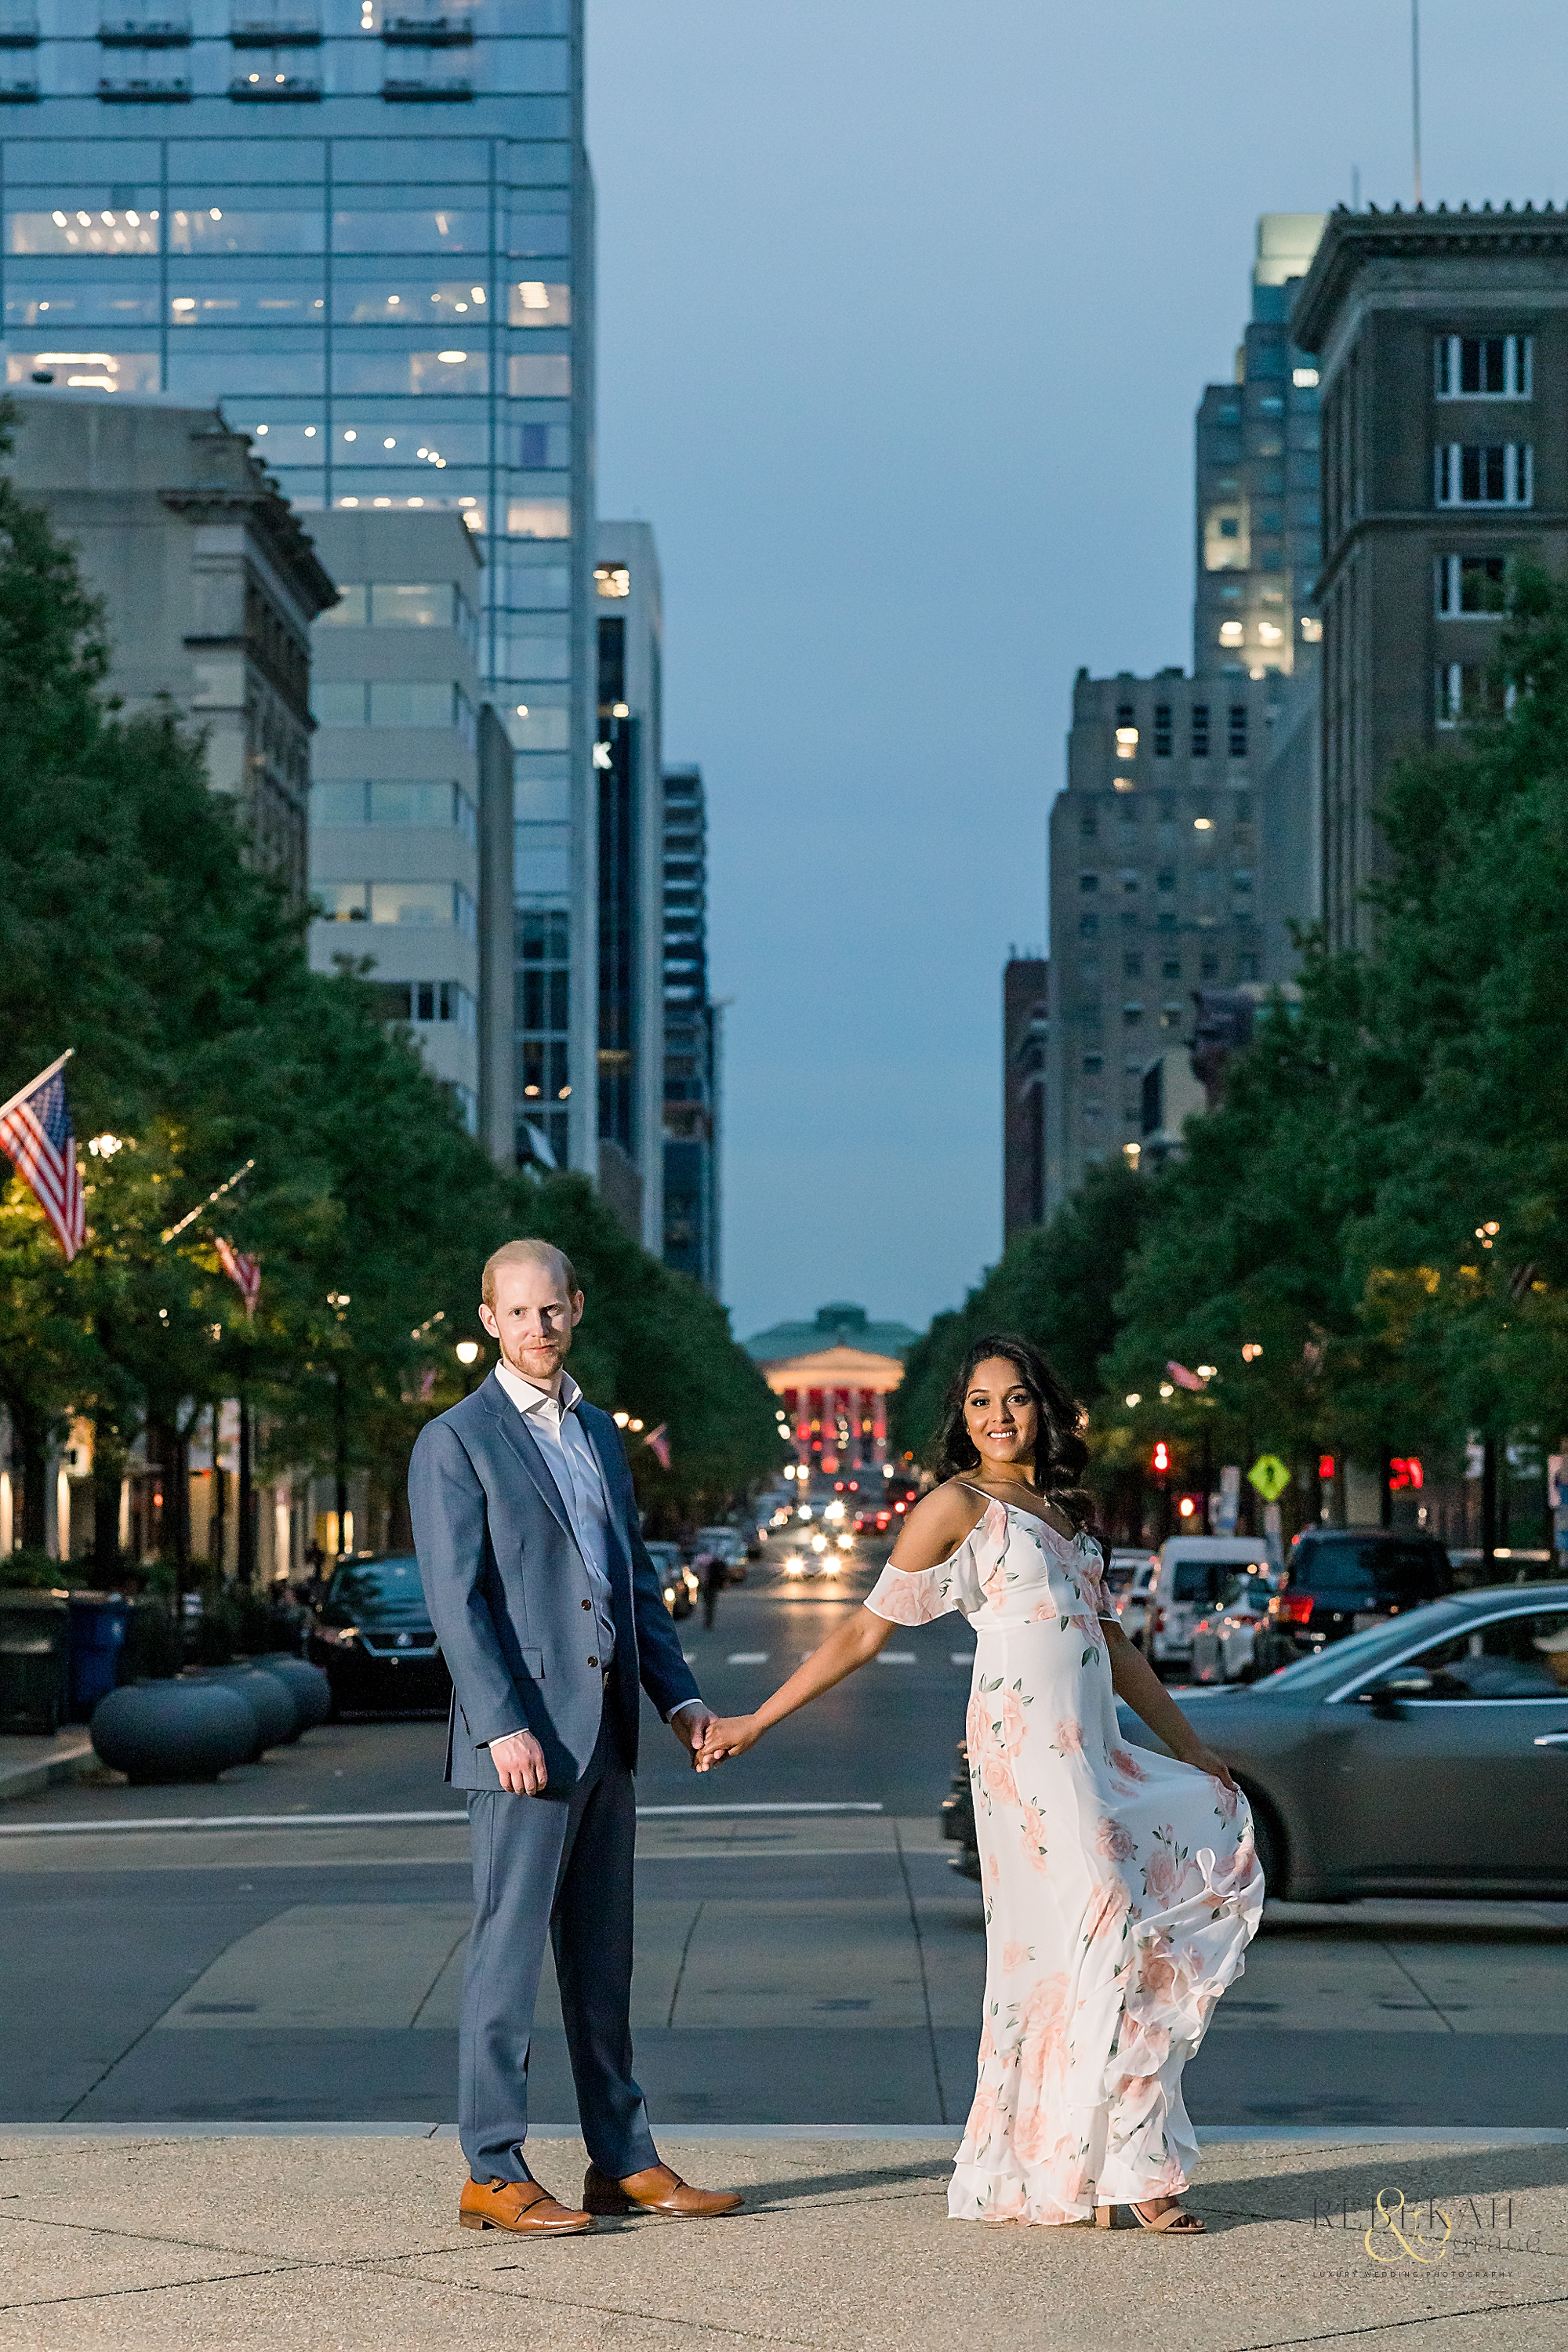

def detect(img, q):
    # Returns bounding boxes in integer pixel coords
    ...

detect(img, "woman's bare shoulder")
[885,1479,989,1573]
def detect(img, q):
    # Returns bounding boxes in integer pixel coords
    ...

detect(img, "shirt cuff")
[665,1697,707,1724]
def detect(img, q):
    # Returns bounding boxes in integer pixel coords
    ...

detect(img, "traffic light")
[1151,1439,1171,1476]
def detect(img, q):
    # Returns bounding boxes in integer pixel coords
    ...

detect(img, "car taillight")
[1269,1593,1314,1625]
[1149,1608,1164,1634]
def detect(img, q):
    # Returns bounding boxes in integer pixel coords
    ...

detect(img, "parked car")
[307,1555,449,1714]
[1190,1567,1280,1684]
[646,1541,699,1619]
[1117,1583,1568,1898]
[1254,1527,1454,1674]
[940,1740,982,1880]
[1138,1536,1276,1675]
[1115,1559,1160,1650]
[1105,1547,1157,1599]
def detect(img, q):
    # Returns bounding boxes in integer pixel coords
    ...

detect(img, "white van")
[1142,1535,1276,1674]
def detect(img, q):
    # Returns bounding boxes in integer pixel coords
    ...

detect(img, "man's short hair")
[481,1238,580,1307]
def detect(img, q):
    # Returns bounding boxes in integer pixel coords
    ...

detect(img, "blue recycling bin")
[67,1594,130,1722]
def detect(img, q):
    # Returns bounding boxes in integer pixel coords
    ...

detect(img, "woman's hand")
[695,1715,762,1769]
[1176,1740,1238,1794]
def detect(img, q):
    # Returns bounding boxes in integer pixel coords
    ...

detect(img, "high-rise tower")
[0,0,596,1174]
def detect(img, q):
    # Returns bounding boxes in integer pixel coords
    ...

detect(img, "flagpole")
[0,1047,74,1127]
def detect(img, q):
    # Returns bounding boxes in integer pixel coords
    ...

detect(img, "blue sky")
[587,0,1568,1342]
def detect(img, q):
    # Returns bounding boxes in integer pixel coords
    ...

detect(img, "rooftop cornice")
[1294,202,1568,354]
[161,474,339,612]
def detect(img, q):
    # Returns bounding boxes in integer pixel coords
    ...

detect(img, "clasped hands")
[487,1706,758,1794]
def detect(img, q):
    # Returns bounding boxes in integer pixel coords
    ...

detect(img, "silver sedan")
[1118,1582,1568,1899]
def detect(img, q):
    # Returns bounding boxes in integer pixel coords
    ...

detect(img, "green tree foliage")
[0,412,768,1560]
[1100,561,1568,1496]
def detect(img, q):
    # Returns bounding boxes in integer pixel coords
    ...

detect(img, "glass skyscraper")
[0,0,593,1174]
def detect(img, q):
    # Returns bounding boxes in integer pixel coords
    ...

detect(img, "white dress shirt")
[493,1361,702,1722]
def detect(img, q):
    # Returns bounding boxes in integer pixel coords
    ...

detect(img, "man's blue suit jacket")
[408,1370,700,1790]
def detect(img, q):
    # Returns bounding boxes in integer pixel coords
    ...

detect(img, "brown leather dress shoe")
[459,2176,594,2235]
[583,2161,743,2219]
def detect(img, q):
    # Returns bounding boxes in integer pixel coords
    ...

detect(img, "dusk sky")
[587,1,1568,1345]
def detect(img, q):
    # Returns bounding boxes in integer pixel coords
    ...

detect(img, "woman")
[697,1335,1263,2234]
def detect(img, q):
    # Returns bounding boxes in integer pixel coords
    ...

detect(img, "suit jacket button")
[582,1598,591,1610]
[587,1656,597,1668]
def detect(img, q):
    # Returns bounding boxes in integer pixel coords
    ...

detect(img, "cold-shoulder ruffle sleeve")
[865,1518,988,1626]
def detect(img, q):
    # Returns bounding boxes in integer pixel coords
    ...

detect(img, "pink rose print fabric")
[866,1496,1263,2227]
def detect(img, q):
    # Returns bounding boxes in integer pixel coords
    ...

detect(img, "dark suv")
[1257,1528,1453,1671]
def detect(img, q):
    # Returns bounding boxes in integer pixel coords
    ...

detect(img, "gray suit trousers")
[460,1707,659,2184]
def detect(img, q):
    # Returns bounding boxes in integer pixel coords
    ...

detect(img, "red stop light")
[1151,1440,1171,1475]
[1388,1457,1424,1491]
[1318,1454,1336,1481]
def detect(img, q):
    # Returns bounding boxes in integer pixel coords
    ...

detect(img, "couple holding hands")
[409,1240,1262,2243]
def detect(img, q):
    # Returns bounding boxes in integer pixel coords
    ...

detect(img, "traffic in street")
[2,1520,1565,2133]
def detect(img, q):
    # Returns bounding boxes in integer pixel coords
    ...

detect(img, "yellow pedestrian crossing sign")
[1248,1454,1290,1503]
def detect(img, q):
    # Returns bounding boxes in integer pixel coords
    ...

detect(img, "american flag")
[214,1234,261,1319]
[0,1054,85,1262]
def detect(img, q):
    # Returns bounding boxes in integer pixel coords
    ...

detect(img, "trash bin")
[0,1588,71,1734]
[67,1594,130,1722]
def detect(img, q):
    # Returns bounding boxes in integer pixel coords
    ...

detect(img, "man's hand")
[670,1704,717,1771]
[695,1715,761,1769]
[488,1728,548,1795]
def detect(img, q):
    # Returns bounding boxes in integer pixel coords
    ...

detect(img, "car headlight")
[782,1556,804,1576]
[837,1534,853,1551]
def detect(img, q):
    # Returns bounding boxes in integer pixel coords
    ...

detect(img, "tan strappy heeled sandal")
[1094,2200,1205,2234]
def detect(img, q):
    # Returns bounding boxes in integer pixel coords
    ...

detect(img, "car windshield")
[327,1557,429,1623]
[1259,1601,1465,1694]
[1218,1570,1272,1610]
[1287,1537,1449,1606]
[1171,1557,1266,1603]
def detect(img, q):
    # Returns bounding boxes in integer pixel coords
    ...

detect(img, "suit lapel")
[479,1374,572,1540]
[582,1409,636,1617]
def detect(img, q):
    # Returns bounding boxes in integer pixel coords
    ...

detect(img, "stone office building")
[1044,668,1279,1210]
[7,389,334,895]
[1292,205,1568,953]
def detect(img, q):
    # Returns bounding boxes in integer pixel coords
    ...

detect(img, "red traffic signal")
[1388,1457,1424,1491]
[1151,1439,1171,1476]
[1318,1454,1336,1481]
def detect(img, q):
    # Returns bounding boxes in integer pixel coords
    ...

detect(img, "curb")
[0,1737,96,1806]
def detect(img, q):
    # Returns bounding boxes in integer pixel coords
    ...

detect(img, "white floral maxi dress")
[866,1496,1264,2227]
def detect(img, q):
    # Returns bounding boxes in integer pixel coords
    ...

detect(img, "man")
[409,1239,742,2238]
[695,1544,727,1632]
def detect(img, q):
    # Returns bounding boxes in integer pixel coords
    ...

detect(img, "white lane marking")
[726,1651,768,1664]
[0,1811,470,1838]
[638,1802,884,1816]
[877,1652,916,1665]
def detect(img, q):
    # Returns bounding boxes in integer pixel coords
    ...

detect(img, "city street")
[2,1537,1565,2132]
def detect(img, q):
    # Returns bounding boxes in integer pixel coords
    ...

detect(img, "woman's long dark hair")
[933,1334,1095,1531]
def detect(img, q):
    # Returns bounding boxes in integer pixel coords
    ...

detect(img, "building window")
[1200,951,1219,980]
[1434,334,1532,400]
[1434,445,1533,507]
[1156,869,1175,895]
[1161,956,1180,979]
[1232,869,1253,895]
[1237,953,1260,981]
[1078,871,1099,894]
[1078,911,1099,938]
[1123,952,1143,978]
[1079,810,1098,838]
[312,779,476,838]
[1119,868,1140,895]
[1159,1000,1182,1029]
[1191,703,1210,757]
[1228,703,1248,759]
[1152,702,1173,755]
[1436,662,1512,728]
[375,978,477,1036]
[1121,1001,1144,1027]
[1081,1052,1102,1075]
[1436,554,1508,618]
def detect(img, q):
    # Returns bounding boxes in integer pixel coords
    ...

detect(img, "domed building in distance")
[742,1303,917,1480]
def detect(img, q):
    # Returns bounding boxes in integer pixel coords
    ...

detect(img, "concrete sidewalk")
[1,2129,1565,2350]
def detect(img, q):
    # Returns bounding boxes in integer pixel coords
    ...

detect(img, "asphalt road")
[2,1539,1565,2129]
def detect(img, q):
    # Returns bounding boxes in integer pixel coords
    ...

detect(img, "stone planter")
[90,1680,256,1784]
[252,1653,332,1733]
